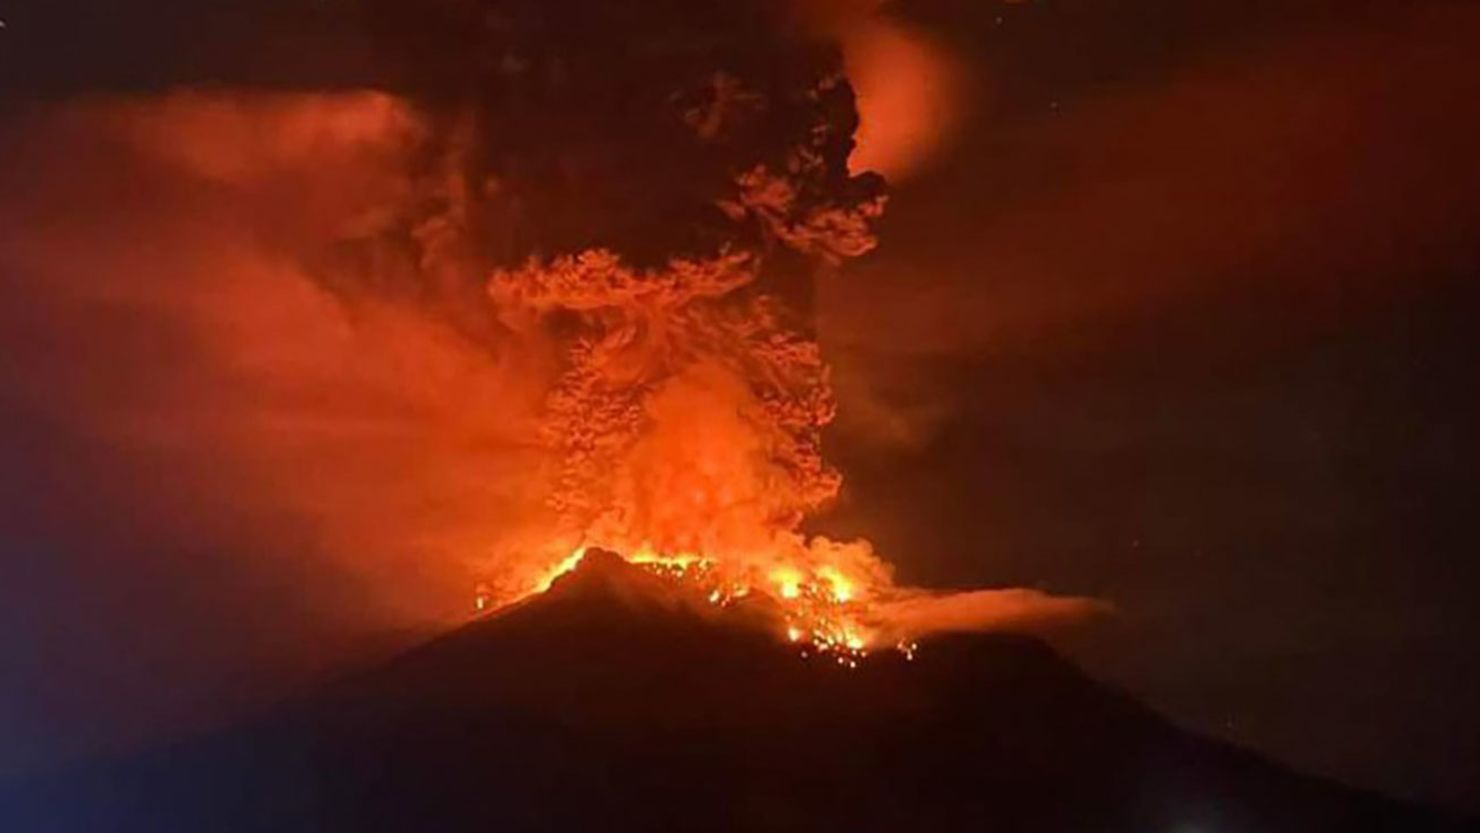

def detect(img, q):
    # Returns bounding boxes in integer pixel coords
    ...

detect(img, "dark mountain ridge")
[2,551,1468,832]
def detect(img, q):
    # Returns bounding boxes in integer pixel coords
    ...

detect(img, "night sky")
[3,0,1479,815]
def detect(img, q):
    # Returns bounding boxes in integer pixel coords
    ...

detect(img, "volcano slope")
[3,551,1468,833]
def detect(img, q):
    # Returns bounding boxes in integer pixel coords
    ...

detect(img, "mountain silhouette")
[3,550,1469,832]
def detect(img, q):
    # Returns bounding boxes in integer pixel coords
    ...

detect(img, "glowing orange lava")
[522,545,877,664]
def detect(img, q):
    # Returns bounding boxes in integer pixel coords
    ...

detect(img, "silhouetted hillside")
[2,551,1468,832]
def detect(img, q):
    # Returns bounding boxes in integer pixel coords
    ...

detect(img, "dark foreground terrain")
[3,552,1470,832]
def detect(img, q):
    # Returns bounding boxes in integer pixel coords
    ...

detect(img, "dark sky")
[821,0,1480,811]
[3,0,1479,814]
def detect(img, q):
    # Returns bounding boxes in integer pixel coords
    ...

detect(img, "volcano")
[3,551,1466,833]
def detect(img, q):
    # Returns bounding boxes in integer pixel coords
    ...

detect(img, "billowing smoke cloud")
[0,91,555,771]
[1,92,541,623]
[341,1,1094,645]
[333,0,901,601]
[790,0,965,180]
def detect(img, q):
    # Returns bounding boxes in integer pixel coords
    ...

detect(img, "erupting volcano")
[318,0,1098,655]
[4,0,1477,831]
[4,549,1463,832]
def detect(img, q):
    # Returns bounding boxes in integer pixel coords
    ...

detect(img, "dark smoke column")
[362,0,883,271]
[355,0,887,571]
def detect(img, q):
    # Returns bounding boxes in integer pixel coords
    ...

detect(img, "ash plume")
[332,0,903,594]
[0,3,1099,771]
[332,0,1100,636]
